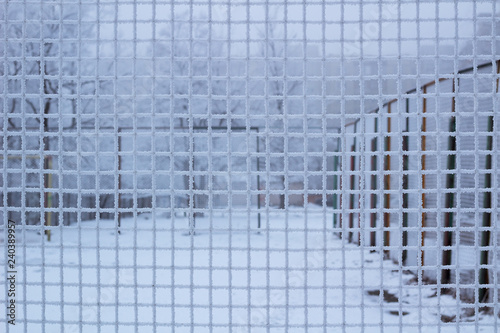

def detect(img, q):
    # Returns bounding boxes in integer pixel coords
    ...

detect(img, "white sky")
[101,1,498,58]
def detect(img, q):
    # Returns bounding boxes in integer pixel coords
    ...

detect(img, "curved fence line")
[333,59,500,303]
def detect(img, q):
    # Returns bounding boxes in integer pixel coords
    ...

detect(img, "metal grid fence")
[336,60,500,304]
[1,0,500,332]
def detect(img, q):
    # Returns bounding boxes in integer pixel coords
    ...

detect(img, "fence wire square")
[1,0,500,332]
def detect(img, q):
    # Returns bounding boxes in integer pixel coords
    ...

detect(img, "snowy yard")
[1,207,496,332]
[2,0,500,332]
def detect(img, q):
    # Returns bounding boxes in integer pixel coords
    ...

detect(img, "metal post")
[349,147,355,244]
[333,129,341,230]
[479,115,493,303]
[441,80,457,285]
[479,61,500,301]
[257,128,261,231]
[383,103,392,257]
[336,131,343,239]
[117,128,121,234]
[421,86,427,267]
[189,137,196,236]
[44,156,52,241]
[370,118,378,247]
[348,123,357,244]
[332,151,339,229]
[402,99,410,263]
[181,126,262,233]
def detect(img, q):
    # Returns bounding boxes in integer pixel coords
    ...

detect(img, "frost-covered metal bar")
[2,1,500,331]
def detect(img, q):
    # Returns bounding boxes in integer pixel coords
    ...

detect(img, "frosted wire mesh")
[1,0,500,332]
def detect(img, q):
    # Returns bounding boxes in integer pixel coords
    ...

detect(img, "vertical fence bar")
[402,99,410,263]
[479,115,494,303]
[357,125,362,246]
[338,133,343,239]
[421,86,427,267]
[383,103,391,256]
[256,128,261,230]
[348,123,357,243]
[333,146,339,229]
[370,118,378,247]
[349,145,356,243]
[441,79,457,285]
[44,155,52,241]
[118,128,122,234]
[190,143,196,235]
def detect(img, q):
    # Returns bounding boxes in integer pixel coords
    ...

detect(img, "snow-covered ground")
[1,207,497,332]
